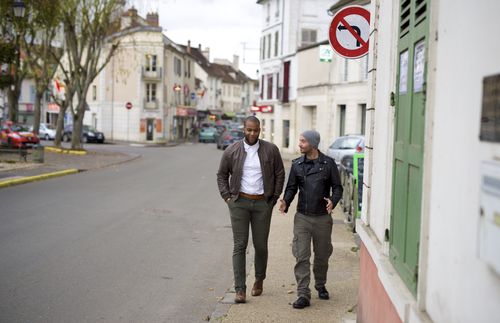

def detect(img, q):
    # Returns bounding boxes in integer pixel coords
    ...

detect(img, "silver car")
[29,123,56,141]
[326,135,365,168]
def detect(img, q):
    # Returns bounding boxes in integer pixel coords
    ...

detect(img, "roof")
[297,39,330,53]
[328,0,371,15]
[177,44,254,84]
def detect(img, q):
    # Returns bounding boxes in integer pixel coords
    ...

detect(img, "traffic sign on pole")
[126,102,132,110]
[329,6,370,59]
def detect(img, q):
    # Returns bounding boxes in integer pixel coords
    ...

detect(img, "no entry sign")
[329,6,370,59]
[126,102,133,110]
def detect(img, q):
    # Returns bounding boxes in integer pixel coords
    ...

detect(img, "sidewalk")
[214,201,360,323]
[0,148,141,186]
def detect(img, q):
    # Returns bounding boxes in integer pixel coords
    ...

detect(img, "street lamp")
[13,0,26,18]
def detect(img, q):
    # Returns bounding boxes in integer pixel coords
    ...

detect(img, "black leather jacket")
[283,152,343,216]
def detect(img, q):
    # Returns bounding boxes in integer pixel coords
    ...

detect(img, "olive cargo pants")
[292,212,333,299]
[228,197,273,292]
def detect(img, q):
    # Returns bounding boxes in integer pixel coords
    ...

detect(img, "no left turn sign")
[329,6,370,59]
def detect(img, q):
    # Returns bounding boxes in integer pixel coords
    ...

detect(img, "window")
[339,105,346,136]
[267,74,273,99]
[275,0,280,17]
[301,29,317,47]
[283,120,290,148]
[266,3,270,22]
[146,83,157,102]
[275,72,279,101]
[360,104,367,135]
[92,85,97,101]
[187,60,191,78]
[283,61,290,103]
[261,37,265,60]
[274,31,279,57]
[261,75,264,99]
[174,57,182,76]
[30,85,36,102]
[343,58,349,82]
[146,54,157,71]
[267,34,271,59]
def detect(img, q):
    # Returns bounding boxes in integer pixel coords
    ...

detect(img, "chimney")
[187,40,191,54]
[198,43,202,51]
[146,12,159,26]
[128,7,138,18]
[202,47,210,61]
[233,55,239,70]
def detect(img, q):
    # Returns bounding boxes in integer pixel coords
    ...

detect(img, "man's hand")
[278,199,287,215]
[225,197,231,204]
[324,197,333,214]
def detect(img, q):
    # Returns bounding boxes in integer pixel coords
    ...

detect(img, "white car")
[30,123,57,140]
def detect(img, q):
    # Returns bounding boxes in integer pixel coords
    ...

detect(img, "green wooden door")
[390,0,429,295]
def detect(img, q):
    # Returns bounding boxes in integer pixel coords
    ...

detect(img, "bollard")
[32,144,45,163]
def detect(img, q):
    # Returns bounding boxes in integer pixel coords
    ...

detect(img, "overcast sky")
[130,0,262,79]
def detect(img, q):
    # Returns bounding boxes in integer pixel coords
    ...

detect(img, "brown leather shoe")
[235,290,246,303]
[251,280,263,296]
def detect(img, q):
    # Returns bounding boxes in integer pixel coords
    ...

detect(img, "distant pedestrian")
[217,116,285,303]
[279,130,343,309]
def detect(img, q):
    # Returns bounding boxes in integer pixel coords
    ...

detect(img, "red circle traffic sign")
[329,6,370,59]
[126,102,132,110]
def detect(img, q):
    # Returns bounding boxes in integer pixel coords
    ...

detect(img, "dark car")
[63,124,105,143]
[217,130,244,150]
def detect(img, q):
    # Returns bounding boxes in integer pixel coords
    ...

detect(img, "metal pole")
[127,108,129,141]
[110,55,114,140]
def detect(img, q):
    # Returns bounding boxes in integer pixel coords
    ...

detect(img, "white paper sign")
[399,50,409,94]
[413,41,425,92]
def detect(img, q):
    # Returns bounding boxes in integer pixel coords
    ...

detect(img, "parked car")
[199,127,217,143]
[63,124,105,143]
[0,122,40,148]
[29,123,56,141]
[217,130,244,150]
[326,135,365,169]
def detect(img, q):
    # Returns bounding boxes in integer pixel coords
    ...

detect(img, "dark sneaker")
[317,286,329,300]
[292,296,310,309]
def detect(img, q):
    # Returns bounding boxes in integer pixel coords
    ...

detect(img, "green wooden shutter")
[390,0,429,295]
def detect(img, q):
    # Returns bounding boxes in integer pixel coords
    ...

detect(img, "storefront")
[173,106,196,140]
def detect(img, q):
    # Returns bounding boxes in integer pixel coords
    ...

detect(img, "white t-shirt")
[240,140,264,195]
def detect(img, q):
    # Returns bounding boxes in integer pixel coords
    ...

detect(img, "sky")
[129,0,262,79]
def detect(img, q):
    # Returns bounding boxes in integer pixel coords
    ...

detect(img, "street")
[0,143,234,322]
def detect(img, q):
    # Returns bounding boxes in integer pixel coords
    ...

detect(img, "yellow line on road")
[0,169,79,189]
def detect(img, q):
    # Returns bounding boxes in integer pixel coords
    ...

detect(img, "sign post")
[329,6,370,59]
[125,102,132,141]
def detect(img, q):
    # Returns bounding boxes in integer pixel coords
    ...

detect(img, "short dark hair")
[244,116,260,127]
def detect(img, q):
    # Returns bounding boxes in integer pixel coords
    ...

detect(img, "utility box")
[32,144,45,163]
[479,161,500,276]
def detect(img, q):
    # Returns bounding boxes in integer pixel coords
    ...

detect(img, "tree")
[55,0,123,149]
[23,0,63,134]
[0,0,30,123]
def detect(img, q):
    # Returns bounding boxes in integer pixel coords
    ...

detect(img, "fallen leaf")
[287,290,294,294]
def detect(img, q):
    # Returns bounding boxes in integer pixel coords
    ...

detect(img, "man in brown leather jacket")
[217,116,285,303]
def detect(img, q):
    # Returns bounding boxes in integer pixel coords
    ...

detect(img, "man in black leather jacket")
[279,130,343,309]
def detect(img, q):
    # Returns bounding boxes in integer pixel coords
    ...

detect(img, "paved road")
[0,143,234,322]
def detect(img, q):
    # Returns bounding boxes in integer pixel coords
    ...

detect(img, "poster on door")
[140,119,146,133]
[413,40,426,92]
[399,50,409,94]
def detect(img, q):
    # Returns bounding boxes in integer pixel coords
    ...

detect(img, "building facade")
[355,0,500,322]
[257,0,340,152]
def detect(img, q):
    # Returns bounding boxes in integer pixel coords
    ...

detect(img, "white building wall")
[423,0,500,322]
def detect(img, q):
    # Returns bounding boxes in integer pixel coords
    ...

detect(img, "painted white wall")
[423,1,500,322]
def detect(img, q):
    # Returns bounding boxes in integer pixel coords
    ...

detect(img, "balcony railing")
[141,67,162,81]
[143,98,159,109]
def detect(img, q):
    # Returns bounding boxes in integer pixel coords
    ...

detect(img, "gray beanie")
[301,130,320,149]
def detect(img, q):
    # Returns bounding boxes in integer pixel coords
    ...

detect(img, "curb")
[0,168,79,189]
[45,146,87,155]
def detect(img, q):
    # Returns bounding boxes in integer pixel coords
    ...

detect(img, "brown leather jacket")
[217,139,285,205]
